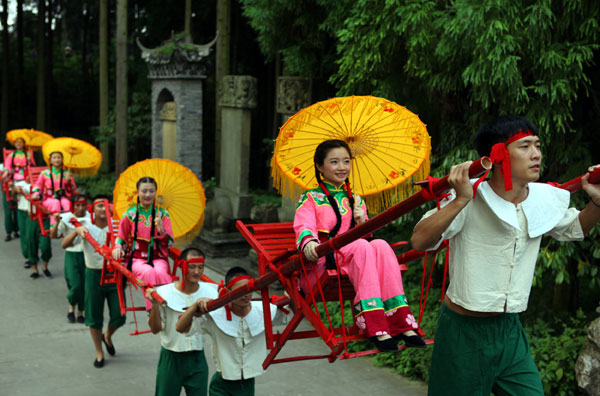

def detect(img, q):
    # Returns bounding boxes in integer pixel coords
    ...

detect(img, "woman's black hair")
[225,266,249,284]
[314,139,356,269]
[180,247,205,261]
[474,115,539,157]
[128,176,158,270]
[49,151,63,159]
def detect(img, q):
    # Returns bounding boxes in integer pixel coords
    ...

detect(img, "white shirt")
[56,212,90,252]
[189,301,288,380]
[419,181,584,313]
[80,219,109,270]
[14,180,30,211]
[154,282,219,352]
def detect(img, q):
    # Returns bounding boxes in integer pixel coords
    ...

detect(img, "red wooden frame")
[236,220,433,369]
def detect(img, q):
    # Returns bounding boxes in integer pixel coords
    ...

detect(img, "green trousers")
[64,251,85,310]
[3,192,18,234]
[27,217,51,264]
[209,372,254,396]
[428,303,543,396]
[17,210,29,260]
[155,347,208,396]
[84,268,126,330]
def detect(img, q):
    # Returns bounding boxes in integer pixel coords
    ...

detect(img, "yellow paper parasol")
[271,95,431,212]
[42,137,102,176]
[6,129,54,150]
[113,159,206,241]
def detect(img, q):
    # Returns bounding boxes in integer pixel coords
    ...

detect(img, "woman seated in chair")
[31,150,76,220]
[112,176,174,310]
[294,139,425,352]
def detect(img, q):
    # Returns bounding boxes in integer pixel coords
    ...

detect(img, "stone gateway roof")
[137,32,217,79]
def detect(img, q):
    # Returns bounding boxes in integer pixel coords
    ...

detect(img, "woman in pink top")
[112,177,174,310]
[295,139,425,352]
[2,137,35,240]
[31,151,76,218]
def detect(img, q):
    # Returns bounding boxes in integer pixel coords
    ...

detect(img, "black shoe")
[371,336,399,352]
[102,334,116,356]
[4,235,11,241]
[77,315,85,324]
[67,312,76,323]
[13,232,19,238]
[396,333,427,349]
[24,261,31,269]
[30,272,40,279]
[42,269,52,279]
[93,358,104,368]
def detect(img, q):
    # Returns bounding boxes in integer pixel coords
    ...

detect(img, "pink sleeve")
[359,196,373,239]
[157,211,174,243]
[33,171,47,192]
[116,215,132,248]
[293,193,319,251]
[28,151,36,166]
[4,154,13,172]
[66,177,76,195]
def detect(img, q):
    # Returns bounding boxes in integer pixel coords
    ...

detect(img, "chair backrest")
[3,148,15,163]
[239,222,297,264]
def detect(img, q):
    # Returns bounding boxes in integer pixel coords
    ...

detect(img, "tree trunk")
[16,0,24,126]
[115,0,128,175]
[36,0,46,131]
[45,0,54,131]
[215,0,231,183]
[184,0,192,42]
[1,0,10,139]
[98,0,109,172]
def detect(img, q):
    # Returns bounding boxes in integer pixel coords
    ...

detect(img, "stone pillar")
[275,76,312,222]
[215,75,257,219]
[197,75,258,257]
[138,34,216,179]
[160,101,177,161]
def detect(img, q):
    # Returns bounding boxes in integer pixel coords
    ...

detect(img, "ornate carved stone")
[137,32,217,79]
[159,102,177,121]
[576,316,600,395]
[219,75,257,109]
[276,76,312,115]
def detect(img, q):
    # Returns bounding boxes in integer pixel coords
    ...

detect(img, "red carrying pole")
[69,217,165,306]
[556,167,600,193]
[203,157,493,313]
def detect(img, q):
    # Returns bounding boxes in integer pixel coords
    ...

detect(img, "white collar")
[477,181,570,238]
[156,282,218,312]
[209,301,277,337]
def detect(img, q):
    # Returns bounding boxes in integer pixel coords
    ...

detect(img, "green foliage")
[74,173,117,198]
[92,91,152,163]
[526,310,588,396]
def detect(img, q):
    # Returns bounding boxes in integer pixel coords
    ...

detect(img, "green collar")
[321,180,345,192]
[51,167,63,174]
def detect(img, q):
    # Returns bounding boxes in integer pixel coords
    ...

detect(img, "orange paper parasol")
[6,129,54,150]
[42,137,102,176]
[113,159,206,242]
[271,95,431,212]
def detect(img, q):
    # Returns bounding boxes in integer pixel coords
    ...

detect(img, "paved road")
[0,211,427,396]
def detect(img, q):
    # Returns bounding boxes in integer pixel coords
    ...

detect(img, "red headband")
[174,257,205,291]
[218,275,253,320]
[70,199,88,214]
[473,130,534,194]
[88,199,111,224]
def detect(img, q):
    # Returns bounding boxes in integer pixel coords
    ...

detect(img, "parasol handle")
[555,167,600,193]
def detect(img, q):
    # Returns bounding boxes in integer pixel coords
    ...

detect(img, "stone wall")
[151,79,204,178]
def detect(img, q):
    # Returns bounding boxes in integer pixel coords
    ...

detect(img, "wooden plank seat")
[235,220,418,368]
